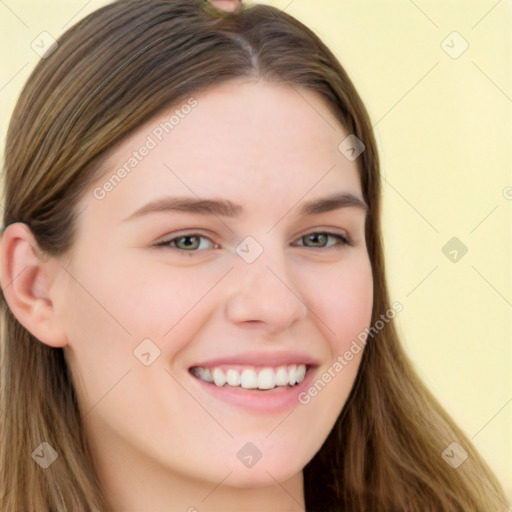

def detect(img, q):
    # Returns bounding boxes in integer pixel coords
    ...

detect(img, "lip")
[188,363,318,413]
[190,350,322,369]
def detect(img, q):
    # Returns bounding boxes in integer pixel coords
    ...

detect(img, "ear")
[0,222,68,348]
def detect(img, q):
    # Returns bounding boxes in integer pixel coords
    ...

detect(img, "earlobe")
[0,222,68,348]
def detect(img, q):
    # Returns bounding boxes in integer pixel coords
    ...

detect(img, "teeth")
[288,365,297,386]
[257,368,275,390]
[192,364,308,390]
[212,368,226,387]
[240,369,258,389]
[296,364,306,383]
[275,366,289,386]
[196,367,213,383]
[226,368,240,387]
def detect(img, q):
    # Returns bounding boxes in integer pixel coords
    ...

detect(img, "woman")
[0,0,509,510]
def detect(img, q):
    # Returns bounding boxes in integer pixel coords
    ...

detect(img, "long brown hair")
[0,1,509,510]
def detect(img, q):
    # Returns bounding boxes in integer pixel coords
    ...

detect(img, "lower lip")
[189,366,317,413]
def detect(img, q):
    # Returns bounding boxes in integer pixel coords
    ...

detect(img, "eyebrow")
[122,192,368,223]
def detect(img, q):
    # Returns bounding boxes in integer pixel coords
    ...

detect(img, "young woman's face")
[55,80,373,494]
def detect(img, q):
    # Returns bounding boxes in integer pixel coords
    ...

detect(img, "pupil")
[308,234,326,246]
[180,236,198,249]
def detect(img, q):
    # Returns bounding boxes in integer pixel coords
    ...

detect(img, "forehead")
[82,79,363,222]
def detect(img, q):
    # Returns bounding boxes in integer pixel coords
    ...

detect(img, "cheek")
[59,280,133,409]
[66,251,212,337]
[57,252,156,410]
[281,257,373,473]
[303,255,374,353]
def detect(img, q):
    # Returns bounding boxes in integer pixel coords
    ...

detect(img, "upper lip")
[190,350,321,369]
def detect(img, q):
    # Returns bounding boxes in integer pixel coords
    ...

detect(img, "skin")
[1,79,373,511]
[206,0,244,15]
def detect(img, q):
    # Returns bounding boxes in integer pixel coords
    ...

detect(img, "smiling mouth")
[189,363,309,391]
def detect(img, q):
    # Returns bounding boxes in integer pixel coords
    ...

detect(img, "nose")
[224,242,308,334]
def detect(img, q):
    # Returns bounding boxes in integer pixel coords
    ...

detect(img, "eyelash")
[154,230,353,253]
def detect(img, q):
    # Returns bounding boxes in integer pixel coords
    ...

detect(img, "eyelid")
[154,228,353,252]
[295,230,352,247]
[154,230,218,250]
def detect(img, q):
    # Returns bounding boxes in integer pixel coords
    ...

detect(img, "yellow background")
[1,0,511,501]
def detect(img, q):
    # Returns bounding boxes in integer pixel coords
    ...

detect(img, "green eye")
[297,232,351,249]
[155,231,352,253]
[156,234,216,251]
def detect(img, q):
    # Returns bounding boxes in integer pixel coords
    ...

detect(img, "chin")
[223,465,303,489]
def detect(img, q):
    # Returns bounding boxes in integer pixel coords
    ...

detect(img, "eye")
[155,233,217,251]
[294,231,352,249]
[154,230,352,253]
